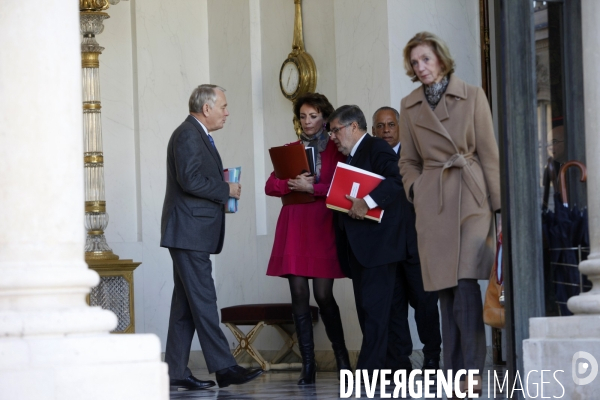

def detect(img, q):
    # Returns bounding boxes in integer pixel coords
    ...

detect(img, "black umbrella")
[542,160,590,316]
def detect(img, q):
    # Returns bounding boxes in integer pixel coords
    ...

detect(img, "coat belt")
[423,153,487,214]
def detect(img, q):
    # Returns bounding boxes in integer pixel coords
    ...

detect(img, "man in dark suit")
[372,106,442,374]
[328,105,404,373]
[161,84,263,390]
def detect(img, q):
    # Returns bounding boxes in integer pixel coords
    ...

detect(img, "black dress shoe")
[216,365,264,388]
[422,357,440,371]
[169,375,216,390]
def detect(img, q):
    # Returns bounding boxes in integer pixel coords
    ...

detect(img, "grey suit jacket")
[160,115,230,253]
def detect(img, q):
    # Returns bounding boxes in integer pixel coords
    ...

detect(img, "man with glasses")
[372,107,442,375]
[328,105,405,375]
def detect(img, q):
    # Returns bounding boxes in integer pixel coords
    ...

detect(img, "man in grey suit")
[161,84,263,390]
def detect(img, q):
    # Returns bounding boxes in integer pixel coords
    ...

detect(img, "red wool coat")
[266,139,346,279]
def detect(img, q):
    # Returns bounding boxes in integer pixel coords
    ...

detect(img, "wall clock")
[279,0,317,102]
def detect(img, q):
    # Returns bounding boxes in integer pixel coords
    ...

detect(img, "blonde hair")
[402,32,455,83]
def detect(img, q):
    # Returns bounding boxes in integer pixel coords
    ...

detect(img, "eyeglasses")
[547,139,564,146]
[329,123,352,136]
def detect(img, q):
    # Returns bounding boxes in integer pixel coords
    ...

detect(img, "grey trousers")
[438,279,486,376]
[165,248,236,378]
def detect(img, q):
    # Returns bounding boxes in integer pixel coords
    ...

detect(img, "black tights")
[288,276,338,316]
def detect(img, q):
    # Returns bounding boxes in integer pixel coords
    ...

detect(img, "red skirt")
[266,198,344,279]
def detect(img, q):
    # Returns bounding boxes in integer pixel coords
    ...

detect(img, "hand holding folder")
[344,194,371,220]
[268,143,315,205]
[326,162,385,222]
[224,166,241,213]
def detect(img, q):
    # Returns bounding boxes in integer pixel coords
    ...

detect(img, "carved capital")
[80,12,109,36]
[80,12,109,55]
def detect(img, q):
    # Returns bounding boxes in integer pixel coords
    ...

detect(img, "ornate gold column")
[80,1,113,261]
[80,0,140,333]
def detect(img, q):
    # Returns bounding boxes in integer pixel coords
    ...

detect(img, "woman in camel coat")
[398,32,500,392]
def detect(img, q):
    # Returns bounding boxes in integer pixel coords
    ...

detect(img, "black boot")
[320,307,351,373]
[293,312,317,385]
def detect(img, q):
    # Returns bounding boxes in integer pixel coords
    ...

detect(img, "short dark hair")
[372,106,400,125]
[293,92,335,121]
[328,105,367,131]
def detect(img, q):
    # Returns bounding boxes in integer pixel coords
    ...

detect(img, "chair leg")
[224,322,270,371]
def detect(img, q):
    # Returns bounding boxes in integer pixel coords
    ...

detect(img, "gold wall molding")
[84,154,104,164]
[85,200,106,213]
[86,250,119,261]
[80,0,109,12]
[82,52,100,68]
[83,103,102,110]
[80,0,128,13]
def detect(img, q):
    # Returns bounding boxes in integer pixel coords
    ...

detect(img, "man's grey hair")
[328,105,367,131]
[189,84,226,113]
[372,106,400,125]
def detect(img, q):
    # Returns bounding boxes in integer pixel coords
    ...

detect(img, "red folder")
[268,143,315,205]
[326,162,385,222]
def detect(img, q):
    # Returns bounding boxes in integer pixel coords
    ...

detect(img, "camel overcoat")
[398,75,501,291]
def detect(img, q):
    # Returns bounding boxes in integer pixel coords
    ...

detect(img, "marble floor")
[170,368,508,399]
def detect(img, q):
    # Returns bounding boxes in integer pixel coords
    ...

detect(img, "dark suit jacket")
[396,145,420,262]
[160,115,230,253]
[335,134,405,272]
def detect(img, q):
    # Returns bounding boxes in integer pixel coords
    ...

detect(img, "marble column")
[0,1,167,399]
[523,1,600,397]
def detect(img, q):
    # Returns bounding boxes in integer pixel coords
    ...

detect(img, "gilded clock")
[279,54,316,101]
[279,0,317,102]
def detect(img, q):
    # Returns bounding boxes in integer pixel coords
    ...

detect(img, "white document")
[350,182,360,198]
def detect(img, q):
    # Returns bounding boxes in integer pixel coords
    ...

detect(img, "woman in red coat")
[265,92,349,385]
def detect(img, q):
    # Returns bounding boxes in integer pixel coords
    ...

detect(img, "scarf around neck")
[424,75,450,110]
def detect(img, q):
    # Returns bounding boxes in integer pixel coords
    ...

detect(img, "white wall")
[100,0,211,349]
[207,0,287,351]
[388,0,482,110]
[100,3,137,244]
[335,0,391,120]
[99,0,483,354]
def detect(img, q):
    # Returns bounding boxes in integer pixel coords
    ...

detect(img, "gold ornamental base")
[86,257,141,334]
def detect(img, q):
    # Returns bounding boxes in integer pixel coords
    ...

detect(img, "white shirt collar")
[350,133,368,157]
[393,142,400,154]
[191,115,211,137]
